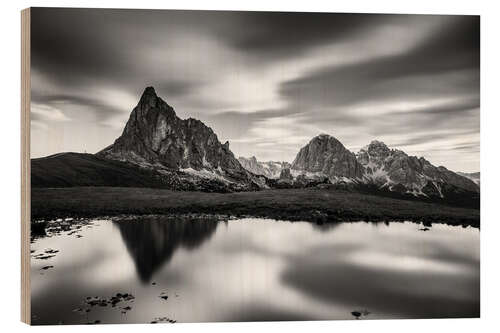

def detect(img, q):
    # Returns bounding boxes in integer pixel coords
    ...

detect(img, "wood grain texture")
[21,7,31,325]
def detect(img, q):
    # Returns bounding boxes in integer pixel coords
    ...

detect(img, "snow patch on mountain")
[290,169,326,179]
[180,167,232,183]
[281,135,479,198]
[356,140,479,196]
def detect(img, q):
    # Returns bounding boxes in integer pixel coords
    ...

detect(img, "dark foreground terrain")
[31,187,480,227]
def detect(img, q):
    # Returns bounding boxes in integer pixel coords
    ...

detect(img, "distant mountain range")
[32,87,479,206]
[237,156,289,179]
[284,135,479,195]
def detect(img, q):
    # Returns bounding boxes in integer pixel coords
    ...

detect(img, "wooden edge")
[21,7,31,325]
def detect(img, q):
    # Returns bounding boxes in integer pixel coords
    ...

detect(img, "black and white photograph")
[22,7,480,325]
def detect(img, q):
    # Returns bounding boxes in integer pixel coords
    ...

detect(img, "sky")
[30,8,480,172]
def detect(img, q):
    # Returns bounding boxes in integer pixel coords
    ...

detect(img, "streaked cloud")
[30,8,479,172]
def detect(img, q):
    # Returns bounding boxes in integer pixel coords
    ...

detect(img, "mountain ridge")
[33,87,479,206]
[237,134,479,201]
[356,139,479,194]
[291,134,364,180]
[238,156,289,179]
[96,87,265,191]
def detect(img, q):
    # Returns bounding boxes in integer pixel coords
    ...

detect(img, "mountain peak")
[315,133,334,140]
[362,140,390,155]
[292,133,363,179]
[143,86,156,94]
[139,86,159,107]
[311,133,344,146]
[369,140,388,148]
[97,87,252,184]
[356,139,479,195]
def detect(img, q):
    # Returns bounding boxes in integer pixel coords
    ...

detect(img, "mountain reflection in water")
[30,218,479,324]
[114,216,219,282]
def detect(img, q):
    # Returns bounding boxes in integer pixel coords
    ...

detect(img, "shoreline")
[31,187,480,228]
[31,213,479,242]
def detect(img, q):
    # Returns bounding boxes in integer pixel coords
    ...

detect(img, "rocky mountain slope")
[32,86,479,204]
[238,156,289,179]
[281,134,479,204]
[357,140,479,195]
[30,152,255,192]
[458,172,480,186]
[97,87,265,191]
[291,134,364,180]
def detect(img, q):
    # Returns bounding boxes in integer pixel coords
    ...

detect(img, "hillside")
[31,153,169,188]
[31,152,260,192]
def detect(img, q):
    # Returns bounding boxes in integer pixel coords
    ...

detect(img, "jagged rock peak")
[359,140,390,154]
[132,86,177,121]
[139,86,159,107]
[292,133,364,179]
[368,140,389,150]
[358,140,391,163]
[142,86,157,98]
[356,140,479,194]
[96,87,252,185]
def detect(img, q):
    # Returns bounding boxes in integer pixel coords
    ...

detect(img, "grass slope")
[31,153,170,188]
[31,187,480,227]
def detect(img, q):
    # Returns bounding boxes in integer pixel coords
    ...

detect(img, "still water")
[30,217,479,324]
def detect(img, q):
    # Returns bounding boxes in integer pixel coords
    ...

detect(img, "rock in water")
[97,87,255,187]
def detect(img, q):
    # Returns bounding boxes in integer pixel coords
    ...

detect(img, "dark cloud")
[219,12,387,58]
[31,8,213,101]
[267,15,479,157]
[282,59,477,114]
[303,97,478,134]
[31,92,124,122]
[156,80,205,98]
[279,16,478,105]
[31,8,132,84]
[29,8,479,171]
[200,105,318,144]
[206,108,300,128]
